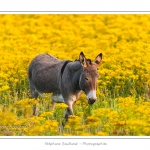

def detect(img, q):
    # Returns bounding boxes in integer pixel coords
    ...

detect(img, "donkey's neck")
[68,61,83,96]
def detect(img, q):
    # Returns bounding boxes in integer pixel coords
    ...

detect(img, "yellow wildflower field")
[0,14,150,136]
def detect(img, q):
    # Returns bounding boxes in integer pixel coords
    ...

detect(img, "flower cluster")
[0,14,150,135]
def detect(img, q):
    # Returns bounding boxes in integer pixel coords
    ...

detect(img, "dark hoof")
[62,119,67,127]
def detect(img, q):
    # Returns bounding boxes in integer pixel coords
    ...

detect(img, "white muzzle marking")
[87,90,97,100]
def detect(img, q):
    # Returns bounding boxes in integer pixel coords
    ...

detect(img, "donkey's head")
[79,52,102,104]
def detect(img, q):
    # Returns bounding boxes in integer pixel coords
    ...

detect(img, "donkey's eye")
[85,77,89,81]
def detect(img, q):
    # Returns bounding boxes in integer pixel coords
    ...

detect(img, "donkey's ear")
[79,52,88,68]
[95,53,102,66]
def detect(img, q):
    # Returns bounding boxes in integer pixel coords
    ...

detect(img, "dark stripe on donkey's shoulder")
[61,60,72,79]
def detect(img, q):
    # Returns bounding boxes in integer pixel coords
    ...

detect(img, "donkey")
[28,52,102,120]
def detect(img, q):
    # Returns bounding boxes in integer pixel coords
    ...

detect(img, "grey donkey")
[28,52,102,120]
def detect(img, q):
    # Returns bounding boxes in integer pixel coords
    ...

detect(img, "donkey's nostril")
[87,90,97,104]
[88,98,96,104]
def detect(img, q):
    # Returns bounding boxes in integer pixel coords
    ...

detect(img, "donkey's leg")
[51,94,64,110]
[29,81,39,116]
[29,81,39,99]
[33,105,39,116]
[64,98,76,121]
[64,108,73,121]
[51,101,56,110]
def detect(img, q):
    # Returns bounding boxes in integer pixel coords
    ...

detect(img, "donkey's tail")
[28,65,32,80]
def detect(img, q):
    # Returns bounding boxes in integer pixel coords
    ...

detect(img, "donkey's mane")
[86,59,92,64]
[74,58,92,64]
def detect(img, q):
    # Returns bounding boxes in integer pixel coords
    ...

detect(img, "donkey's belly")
[34,78,60,94]
[51,94,65,103]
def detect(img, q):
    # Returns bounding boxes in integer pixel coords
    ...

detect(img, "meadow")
[0,14,150,136]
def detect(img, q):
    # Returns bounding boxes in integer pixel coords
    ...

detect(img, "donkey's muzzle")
[88,98,97,105]
[87,90,97,104]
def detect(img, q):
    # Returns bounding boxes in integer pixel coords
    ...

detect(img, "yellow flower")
[0,85,9,92]
[1,14,150,136]
[97,131,108,136]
